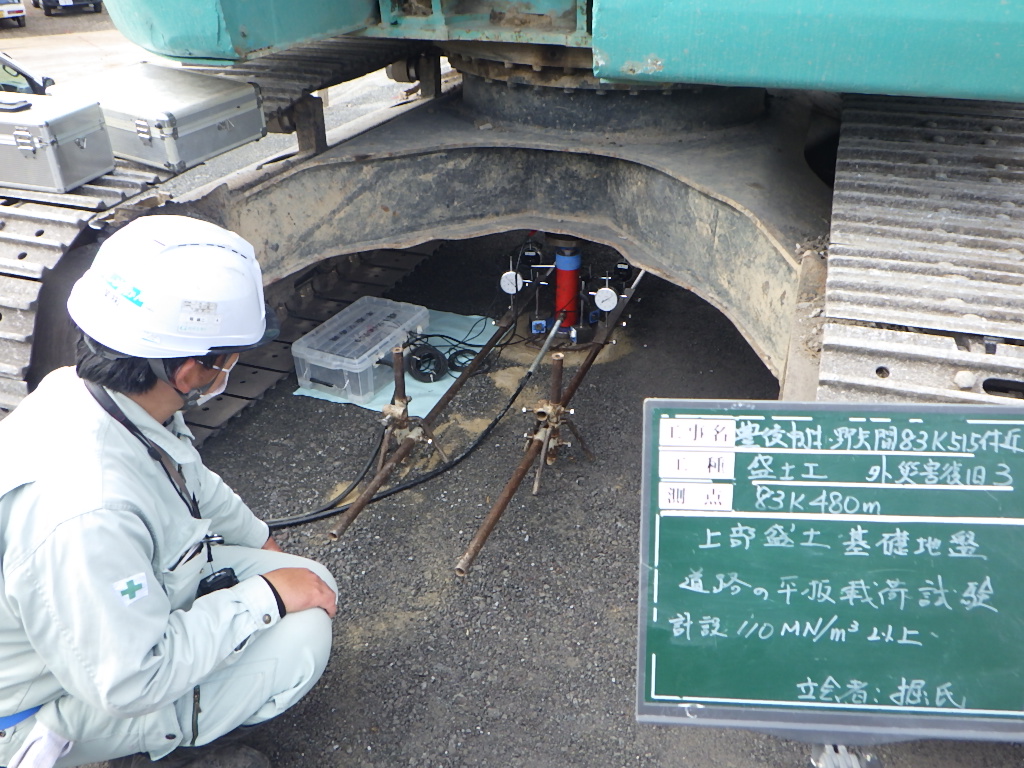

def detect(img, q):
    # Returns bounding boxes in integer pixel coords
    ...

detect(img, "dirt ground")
[197,234,1024,768]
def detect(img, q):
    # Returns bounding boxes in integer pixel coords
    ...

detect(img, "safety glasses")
[202,352,239,374]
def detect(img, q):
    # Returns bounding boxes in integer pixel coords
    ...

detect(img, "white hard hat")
[67,215,279,358]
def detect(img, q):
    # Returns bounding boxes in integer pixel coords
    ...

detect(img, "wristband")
[259,575,287,618]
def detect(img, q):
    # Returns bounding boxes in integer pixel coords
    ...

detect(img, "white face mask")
[196,371,230,407]
[194,353,237,407]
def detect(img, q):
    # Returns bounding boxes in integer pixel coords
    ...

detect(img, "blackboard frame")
[637,398,1024,744]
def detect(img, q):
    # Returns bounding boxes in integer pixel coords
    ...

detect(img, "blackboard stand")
[638,399,1024,753]
[811,744,880,768]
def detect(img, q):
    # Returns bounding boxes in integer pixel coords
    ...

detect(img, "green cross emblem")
[120,580,144,600]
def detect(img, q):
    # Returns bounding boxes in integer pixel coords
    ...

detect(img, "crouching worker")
[0,216,337,768]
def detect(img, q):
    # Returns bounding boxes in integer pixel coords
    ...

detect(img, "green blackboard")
[637,399,1024,743]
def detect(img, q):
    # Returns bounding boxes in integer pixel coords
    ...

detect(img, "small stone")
[953,370,977,390]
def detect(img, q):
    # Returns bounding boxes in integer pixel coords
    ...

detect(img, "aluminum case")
[89,63,266,173]
[0,94,114,193]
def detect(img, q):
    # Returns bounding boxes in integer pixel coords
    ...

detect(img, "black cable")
[265,373,532,530]
[406,320,526,379]
[447,349,476,372]
[406,322,505,352]
[407,333,485,349]
[268,243,544,531]
[271,424,385,530]
[407,343,448,382]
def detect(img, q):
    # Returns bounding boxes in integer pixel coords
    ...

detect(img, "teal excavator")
[3,0,1023,414]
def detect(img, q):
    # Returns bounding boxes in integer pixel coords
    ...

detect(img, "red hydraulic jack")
[455,269,645,576]
[549,236,581,329]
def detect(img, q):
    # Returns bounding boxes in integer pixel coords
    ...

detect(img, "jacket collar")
[103,385,198,465]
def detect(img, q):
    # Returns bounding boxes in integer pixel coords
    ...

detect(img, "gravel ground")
[199,234,1024,768]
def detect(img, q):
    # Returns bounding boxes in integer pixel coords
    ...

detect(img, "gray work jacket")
[0,367,280,724]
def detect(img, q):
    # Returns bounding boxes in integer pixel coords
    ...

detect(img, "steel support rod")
[561,270,645,407]
[326,285,541,541]
[559,342,602,407]
[392,346,406,403]
[532,352,564,495]
[527,313,564,378]
[456,439,543,576]
[549,352,564,403]
[421,273,549,425]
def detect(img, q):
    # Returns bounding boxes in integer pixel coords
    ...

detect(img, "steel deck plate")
[237,341,297,373]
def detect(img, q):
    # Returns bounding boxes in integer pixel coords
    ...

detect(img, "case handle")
[0,99,30,113]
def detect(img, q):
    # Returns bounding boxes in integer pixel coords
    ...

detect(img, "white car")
[0,0,27,27]
[0,51,53,94]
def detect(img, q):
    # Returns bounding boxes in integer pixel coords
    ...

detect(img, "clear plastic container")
[291,296,428,403]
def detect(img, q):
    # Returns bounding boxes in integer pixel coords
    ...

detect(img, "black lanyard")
[85,380,201,520]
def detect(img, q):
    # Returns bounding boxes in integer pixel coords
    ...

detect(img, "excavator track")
[0,165,165,412]
[182,37,430,133]
[0,36,430,425]
[819,96,1024,404]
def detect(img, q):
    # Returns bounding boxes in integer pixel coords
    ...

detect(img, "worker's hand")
[262,535,284,552]
[262,568,337,618]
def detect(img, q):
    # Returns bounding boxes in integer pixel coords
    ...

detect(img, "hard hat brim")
[209,304,281,355]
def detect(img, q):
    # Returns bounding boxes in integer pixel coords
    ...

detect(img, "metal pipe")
[392,346,406,403]
[326,286,539,541]
[526,312,564,378]
[456,439,543,576]
[549,352,564,403]
[560,343,601,407]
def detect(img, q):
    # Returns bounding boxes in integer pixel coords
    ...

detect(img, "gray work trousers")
[0,548,336,768]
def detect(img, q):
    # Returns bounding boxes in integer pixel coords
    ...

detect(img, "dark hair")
[75,332,220,395]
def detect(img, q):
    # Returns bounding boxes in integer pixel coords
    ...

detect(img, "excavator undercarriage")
[2,40,1022,429]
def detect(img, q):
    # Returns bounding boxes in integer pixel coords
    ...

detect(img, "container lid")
[73,62,258,117]
[0,92,103,128]
[292,296,429,371]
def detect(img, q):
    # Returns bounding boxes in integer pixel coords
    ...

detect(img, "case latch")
[134,118,153,144]
[13,127,35,154]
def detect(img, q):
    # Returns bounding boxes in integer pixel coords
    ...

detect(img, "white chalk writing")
[675,570,998,614]
[794,677,967,708]
[694,524,986,560]
[729,422,1024,455]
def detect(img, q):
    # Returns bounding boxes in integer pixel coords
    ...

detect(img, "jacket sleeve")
[5,503,281,718]
[187,460,270,549]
